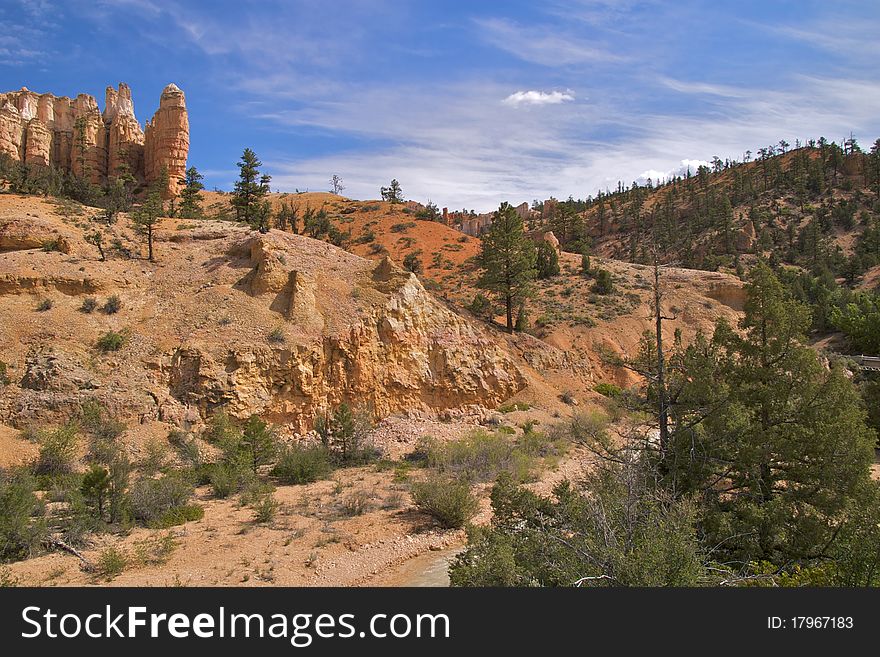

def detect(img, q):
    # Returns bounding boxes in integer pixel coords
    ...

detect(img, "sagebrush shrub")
[411,476,478,529]
[103,295,122,314]
[96,331,125,352]
[33,423,79,477]
[129,472,194,525]
[271,445,333,484]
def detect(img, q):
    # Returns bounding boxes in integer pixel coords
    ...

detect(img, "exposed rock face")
[543,231,561,252]
[736,220,757,253]
[104,83,144,179]
[0,83,187,193]
[514,201,531,220]
[0,215,527,432]
[24,120,52,168]
[0,101,24,161]
[163,242,526,430]
[144,84,189,198]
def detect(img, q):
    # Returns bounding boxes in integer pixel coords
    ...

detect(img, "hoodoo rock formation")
[0,82,188,197]
[144,84,189,198]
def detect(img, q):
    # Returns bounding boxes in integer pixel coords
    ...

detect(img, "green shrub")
[381,491,405,510]
[132,533,178,566]
[340,490,374,516]
[355,230,375,244]
[80,466,111,519]
[315,403,378,465]
[272,445,334,484]
[96,331,126,352]
[592,268,614,295]
[518,427,568,459]
[581,253,592,275]
[449,465,705,587]
[267,326,285,344]
[80,297,98,313]
[535,241,560,279]
[0,473,46,563]
[33,423,79,477]
[79,400,126,441]
[467,293,491,317]
[96,546,127,580]
[594,382,622,398]
[411,476,478,529]
[36,298,53,312]
[390,221,416,233]
[203,411,238,443]
[568,410,611,447]
[154,504,204,528]
[103,295,122,314]
[427,430,531,483]
[251,494,279,523]
[238,415,278,474]
[140,437,170,475]
[403,251,423,274]
[129,472,194,525]
[208,462,252,499]
[60,494,102,546]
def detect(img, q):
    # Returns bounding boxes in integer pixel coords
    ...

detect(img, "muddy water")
[385,546,463,587]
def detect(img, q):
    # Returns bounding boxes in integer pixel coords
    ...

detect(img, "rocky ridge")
[0,197,525,433]
[0,82,188,197]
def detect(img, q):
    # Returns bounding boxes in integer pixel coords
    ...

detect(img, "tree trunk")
[653,258,669,460]
[505,294,513,333]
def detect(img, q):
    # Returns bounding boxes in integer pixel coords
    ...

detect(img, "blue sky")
[2,0,879,211]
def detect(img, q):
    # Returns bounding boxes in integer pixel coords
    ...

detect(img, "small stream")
[389,546,463,587]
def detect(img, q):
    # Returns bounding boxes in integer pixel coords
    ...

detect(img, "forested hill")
[538,137,880,284]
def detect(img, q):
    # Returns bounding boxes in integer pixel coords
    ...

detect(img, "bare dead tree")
[652,249,677,459]
[329,174,345,195]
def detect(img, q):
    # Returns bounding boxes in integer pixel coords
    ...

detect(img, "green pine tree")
[668,263,877,565]
[178,166,205,219]
[132,191,163,261]
[239,415,277,475]
[477,202,537,333]
[232,148,271,227]
[535,241,560,279]
[380,179,403,203]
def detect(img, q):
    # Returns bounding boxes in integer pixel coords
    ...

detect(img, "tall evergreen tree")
[535,241,560,279]
[232,148,271,227]
[668,263,877,564]
[178,166,205,219]
[239,415,277,475]
[132,191,163,261]
[380,179,403,204]
[477,202,537,332]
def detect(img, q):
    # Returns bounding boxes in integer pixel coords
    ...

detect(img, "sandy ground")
[3,422,596,588]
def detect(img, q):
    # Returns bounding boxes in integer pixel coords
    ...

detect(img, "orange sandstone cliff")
[0,82,188,197]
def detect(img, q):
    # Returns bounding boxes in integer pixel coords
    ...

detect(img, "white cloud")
[503,90,575,107]
[637,159,709,185]
[259,73,880,211]
[475,17,621,66]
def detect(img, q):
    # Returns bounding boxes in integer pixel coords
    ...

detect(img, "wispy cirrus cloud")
[475,17,623,66]
[8,1,878,212]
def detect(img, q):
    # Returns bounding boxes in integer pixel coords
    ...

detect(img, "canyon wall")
[0,82,188,197]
